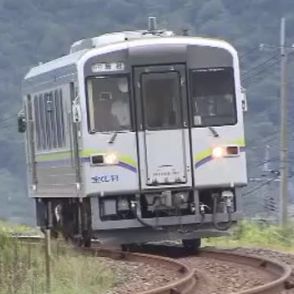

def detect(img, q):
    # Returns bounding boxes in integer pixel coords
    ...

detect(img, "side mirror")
[72,96,81,123]
[17,110,27,133]
[241,87,248,112]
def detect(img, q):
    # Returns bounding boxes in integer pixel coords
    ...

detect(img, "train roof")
[24,32,236,81]
[24,49,87,80]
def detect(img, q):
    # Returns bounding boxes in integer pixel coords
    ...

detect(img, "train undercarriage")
[35,187,240,249]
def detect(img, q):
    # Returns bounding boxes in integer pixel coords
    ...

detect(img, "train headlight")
[212,145,240,159]
[104,153,118,165]
[212,146,225,158]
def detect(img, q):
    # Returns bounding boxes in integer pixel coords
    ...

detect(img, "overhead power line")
[0,115,16,124]
[243,53,279,78]
[243,58,280,85]
[243,175,279,197]
[239,46,260,60]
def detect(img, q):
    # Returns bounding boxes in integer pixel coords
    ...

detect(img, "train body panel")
[192,127,247,188]
[23,81,82,198]
[21,28,248,245]
[81,133,139,194]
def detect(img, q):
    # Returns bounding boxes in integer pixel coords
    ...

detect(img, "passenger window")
[45,92,55,149]
[33,95,41,150]
[54,89,65,148]
[33,89,66,151]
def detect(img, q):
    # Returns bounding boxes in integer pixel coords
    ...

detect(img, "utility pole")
[279,17,289,226]
[45,229,51,294]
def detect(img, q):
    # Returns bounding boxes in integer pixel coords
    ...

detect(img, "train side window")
[87,76,131,132]
[190,67,237,127]
[44,92,54,149]
[54,89,66,148]
[59,89,65,147]
[33,95,41,150]
[39,94,46,150]
[33,89,66,151]
[54,89,61,147]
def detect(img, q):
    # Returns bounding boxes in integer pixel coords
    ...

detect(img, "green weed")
[205,220,294,251]
[0,231,114,294]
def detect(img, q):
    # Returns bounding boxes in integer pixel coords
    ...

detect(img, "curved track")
[82,247,197,294]
[15,236,292,294]
[197,248,292,294]
[109,244,292,294]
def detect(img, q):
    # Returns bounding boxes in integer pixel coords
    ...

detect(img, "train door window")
[87,76,131,132]
[141,71,182,130]
[190,67,237,127]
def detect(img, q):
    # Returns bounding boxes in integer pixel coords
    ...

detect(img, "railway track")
[15,236,292,294]
[81,247,197,294]
[192,248,292,294]
[115,244,292,294]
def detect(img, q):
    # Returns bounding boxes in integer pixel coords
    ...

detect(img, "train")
[18,18,247,249]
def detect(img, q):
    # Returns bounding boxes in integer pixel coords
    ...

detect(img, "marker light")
[226,146,239,155]
[104,153,118,165]
[212,146,225,158]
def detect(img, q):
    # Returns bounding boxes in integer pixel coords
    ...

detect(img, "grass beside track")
[0,220,39,235]
[0,225,114,294]
[205,220,294,252]
[1,220,293,293]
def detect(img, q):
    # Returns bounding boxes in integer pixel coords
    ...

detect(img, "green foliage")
[205,220,294,250]
[0,231,114,294]
[0,220,37,235]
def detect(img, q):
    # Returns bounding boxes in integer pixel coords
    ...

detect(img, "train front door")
[134,64,192,189]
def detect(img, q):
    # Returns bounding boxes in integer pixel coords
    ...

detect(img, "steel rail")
[198,248,292,294]
[78,247,198,294]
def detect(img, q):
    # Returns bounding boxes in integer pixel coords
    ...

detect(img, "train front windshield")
[190,67,237,127]
[87,76,132,132]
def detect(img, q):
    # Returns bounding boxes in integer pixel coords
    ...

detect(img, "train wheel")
[121,244,128,251]
[121,243,140,252]
[82,231,92,247]
[182,238,201,252]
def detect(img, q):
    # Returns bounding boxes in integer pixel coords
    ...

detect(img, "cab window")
[87,76,132,132]
[190,67,237,127]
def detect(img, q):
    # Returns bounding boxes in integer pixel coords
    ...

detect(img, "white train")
[19,18,247,248]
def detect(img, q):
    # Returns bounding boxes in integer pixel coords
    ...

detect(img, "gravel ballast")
[179,255,273,294]
[96,246,294,294]
[101,257,182,294]
[224,247,294,294]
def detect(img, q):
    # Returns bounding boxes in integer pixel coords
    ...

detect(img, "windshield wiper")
[108,130,130,144]
[208,127,219,138]
[108,132,118,144]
